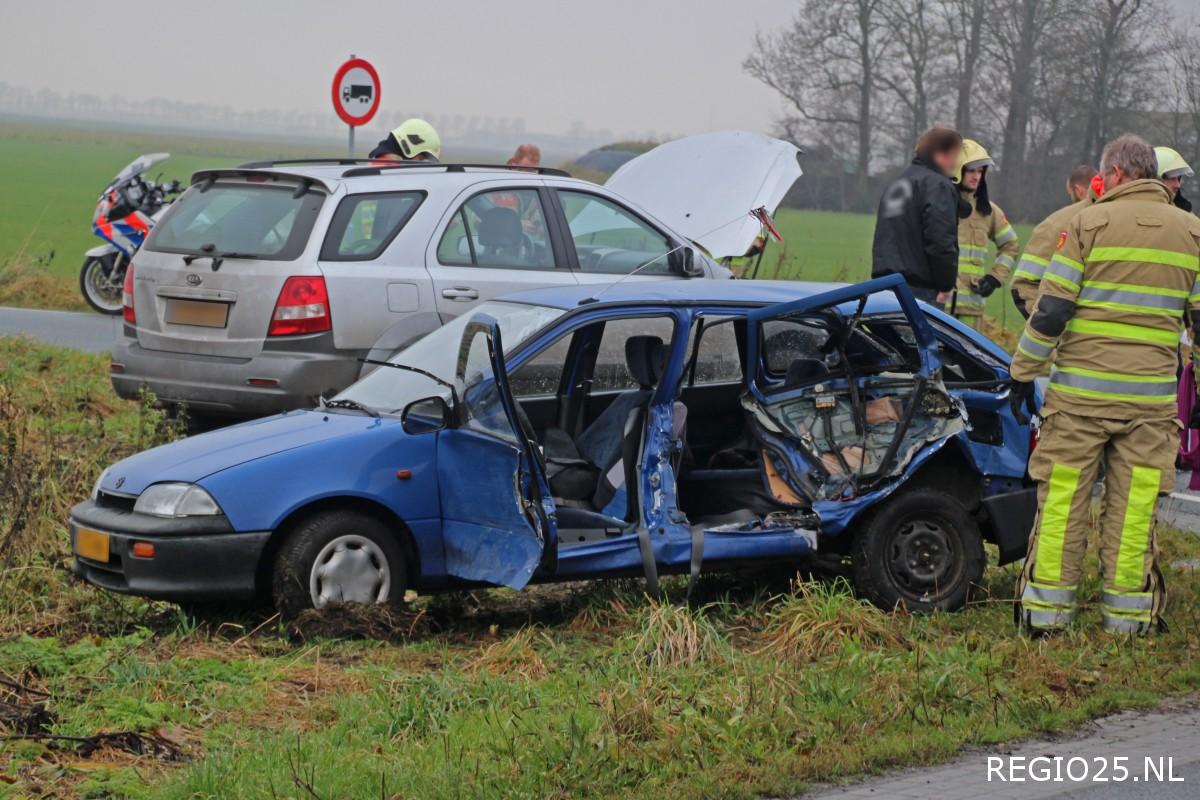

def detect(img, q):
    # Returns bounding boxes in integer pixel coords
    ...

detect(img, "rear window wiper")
[183,243,257,271]
[358,358,460,405]
[319,397,380,418]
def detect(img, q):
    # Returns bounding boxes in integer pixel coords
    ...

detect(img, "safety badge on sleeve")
[1056,230,1068,250]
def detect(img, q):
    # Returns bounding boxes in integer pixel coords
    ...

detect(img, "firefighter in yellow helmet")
[1011,134,1200,635]
[1155,146,1193,213]
[951,139,1020,327]
[1011,165,1098,318]
[368,118,442,162]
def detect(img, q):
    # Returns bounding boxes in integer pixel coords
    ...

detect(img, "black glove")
[974,275,1002,298]
[1009,379,1034,425]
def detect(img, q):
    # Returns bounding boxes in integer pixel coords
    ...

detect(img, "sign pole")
[348,124,354,157]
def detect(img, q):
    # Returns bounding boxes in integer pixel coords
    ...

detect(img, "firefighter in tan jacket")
[1010,134,1200,635]
[951,140,1020,326]
[1011,165,1098,318]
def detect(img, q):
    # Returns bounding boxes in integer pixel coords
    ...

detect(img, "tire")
[271,510,407,618]
[79,254,124,315]
[850,487,985,613]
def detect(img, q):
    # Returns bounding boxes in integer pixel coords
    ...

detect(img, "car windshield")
[334,301,566,415]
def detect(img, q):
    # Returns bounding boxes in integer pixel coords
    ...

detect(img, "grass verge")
[0,262,86,312]
[1,335,1198,799]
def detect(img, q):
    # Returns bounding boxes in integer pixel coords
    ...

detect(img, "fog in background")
[0,0,796,150]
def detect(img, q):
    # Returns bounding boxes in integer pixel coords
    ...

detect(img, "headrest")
[625,335,667,389]
[785,357,829,386]
[478,206,522,249]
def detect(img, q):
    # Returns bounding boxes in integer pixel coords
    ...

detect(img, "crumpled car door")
[436,313,557,589]
[742,275,962,504]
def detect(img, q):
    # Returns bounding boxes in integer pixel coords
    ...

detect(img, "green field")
[0,121,1032,332]
[0,121,327,279]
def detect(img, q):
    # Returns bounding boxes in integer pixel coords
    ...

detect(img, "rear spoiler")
[188,168,334,194]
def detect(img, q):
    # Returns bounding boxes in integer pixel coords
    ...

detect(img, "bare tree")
[877,0,952,148]
[941,0,987,135]
[1076,0,1159,163]
[985,0,1065,201]
[745,0,889,206]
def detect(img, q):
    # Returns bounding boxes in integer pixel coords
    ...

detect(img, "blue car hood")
[99,410,385,496]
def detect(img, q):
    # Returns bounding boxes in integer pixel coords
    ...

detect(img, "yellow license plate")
[75,527,110,562]
[165,299,229,328]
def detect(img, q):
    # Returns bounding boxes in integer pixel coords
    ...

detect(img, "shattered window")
[686,318,742,385]
[509,335,572,398]
[591,316,676,392]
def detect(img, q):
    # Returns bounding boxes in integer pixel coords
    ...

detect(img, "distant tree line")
[746,0,1200,221]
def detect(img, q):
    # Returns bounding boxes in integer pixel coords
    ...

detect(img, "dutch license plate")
[75,527,110,562]
[165,299,229,328]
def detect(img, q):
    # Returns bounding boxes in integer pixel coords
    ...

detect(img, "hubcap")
[308,535,391,608]
[885,518,961,599]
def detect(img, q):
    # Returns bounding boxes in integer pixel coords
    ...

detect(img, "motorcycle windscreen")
[435,314,556,589]
[743,275,961,502]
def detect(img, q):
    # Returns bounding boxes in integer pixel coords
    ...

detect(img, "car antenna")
[577,209,762,306]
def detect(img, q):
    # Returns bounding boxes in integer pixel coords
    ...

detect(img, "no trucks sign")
[332,56,380,155]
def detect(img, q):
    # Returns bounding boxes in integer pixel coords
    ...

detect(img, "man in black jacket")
[871,127,965,304]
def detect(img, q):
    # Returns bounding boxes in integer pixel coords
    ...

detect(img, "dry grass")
[632,601,728,670]
[467,626,550,680]
[0,261,86,311]
[756,578,906,663]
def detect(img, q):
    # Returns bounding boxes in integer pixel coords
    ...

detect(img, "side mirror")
[401,395,451,435]
[681,246,705,278]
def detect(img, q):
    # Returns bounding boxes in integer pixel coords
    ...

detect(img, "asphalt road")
[0,306,120,354]
[803,704,1200,800]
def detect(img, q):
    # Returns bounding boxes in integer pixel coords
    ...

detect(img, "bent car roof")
[502,279,864,310]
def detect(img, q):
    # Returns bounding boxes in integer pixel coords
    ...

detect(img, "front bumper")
[109,333,362,417]
[68,500,270,602]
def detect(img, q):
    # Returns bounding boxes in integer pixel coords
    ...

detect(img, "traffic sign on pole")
[332,56,380,155]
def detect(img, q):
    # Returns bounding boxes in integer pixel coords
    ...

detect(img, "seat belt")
[686,523,704,601]
[624,407,661,599]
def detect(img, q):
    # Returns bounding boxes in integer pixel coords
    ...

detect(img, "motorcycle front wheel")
[79,253,125,315]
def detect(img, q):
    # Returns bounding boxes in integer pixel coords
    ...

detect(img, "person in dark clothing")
[871,127,964,304]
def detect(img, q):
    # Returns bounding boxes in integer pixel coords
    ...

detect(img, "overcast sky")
[0,0,798,137]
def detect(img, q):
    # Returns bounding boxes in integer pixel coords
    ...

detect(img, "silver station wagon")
[110,131,803,423]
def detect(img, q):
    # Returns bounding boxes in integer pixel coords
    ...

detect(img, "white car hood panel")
[605,131,802,258]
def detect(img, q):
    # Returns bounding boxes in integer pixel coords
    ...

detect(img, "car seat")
[546,336,675,516]
[477,206,524,261]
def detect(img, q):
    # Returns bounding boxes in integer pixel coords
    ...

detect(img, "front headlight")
[90,468,111,500]
[133,482,222,517]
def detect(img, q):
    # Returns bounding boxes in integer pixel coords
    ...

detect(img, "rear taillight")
[122,263,136,324]
[268,276,331,336]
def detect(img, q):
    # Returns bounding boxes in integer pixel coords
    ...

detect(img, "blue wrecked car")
[69,275,1039,615]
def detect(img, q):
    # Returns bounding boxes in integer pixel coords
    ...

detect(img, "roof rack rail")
[237,158,385,169]
[341,163,571,178]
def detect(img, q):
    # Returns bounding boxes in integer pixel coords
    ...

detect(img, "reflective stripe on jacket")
[1010,179,1200,420]
[1012,197,1092,316]
[955,193,1020,315]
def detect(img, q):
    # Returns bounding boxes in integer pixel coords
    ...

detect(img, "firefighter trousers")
[1016,409,1175,633]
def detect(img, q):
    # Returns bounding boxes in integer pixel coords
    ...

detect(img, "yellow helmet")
[390,118,441,161]
[952,138,996,183]
[1154,146,1193,179]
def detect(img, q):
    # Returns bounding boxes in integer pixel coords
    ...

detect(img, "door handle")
[441,287,479,301]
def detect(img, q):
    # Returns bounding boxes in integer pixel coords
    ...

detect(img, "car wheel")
[271,510,407,618]
[850,487,984,612]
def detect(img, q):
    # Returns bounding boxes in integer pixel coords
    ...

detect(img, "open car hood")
[605,131,802,259]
